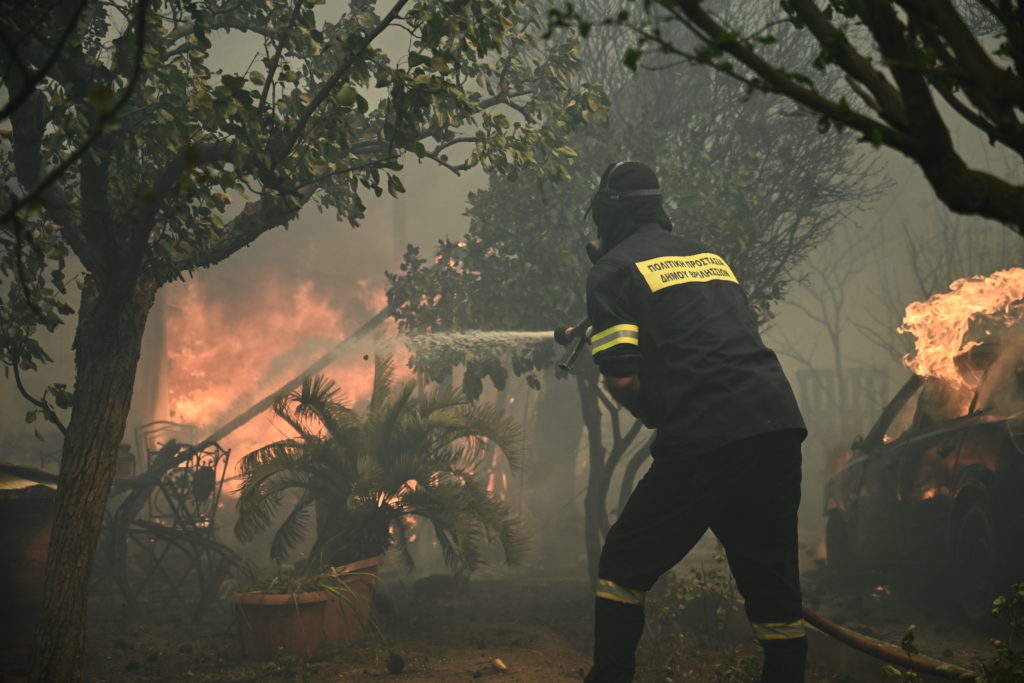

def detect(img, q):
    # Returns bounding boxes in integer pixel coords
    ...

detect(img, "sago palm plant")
[234,356,526,573]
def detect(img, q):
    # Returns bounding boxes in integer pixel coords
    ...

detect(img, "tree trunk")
[30,275,156,682]
[576,365,648,581]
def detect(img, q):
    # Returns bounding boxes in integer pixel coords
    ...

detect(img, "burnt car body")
[823,334,1024,618]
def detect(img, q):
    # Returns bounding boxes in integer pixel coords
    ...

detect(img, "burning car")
[823,269,1024,620]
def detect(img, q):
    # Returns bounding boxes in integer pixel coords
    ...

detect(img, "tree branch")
[258,0,304,112]
[668,0,1024,232]
[848,0,949,149]
[171,185,315,278]
[134,141,236,232]
[787,0,908,127]
[908,11,1024,154]
[0,0,149,232]
[898,0,1024,107]
[8,216,45,314]
[296,153,401,189]
[0,0,89,122]
[164,1,285,46]
[277,0,412,160]
[928,72,1011,147]
[11,362,68,436]
[668,0,919,155]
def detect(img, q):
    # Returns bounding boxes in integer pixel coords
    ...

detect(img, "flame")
[163,275,409,481]
[160,272,513,512]
[899,267,1024,405]
[484,444,511,501]
[168,279,344,425]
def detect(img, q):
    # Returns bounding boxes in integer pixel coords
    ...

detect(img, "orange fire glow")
[899,267,1024,402]
[159,269,517,520]
[163,275,409,480]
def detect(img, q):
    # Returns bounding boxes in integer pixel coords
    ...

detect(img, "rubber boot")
[759,636,807,683]
[584,597,645,683]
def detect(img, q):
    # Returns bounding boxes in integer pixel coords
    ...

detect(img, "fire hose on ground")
[553,325,977,679]
[801,606,975,679]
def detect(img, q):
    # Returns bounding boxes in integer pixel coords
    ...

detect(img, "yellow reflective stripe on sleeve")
[750,619,806,641]
[595,579,646,605]
[635,253,738,293]
[590,324,640,356]
[592,335,639,355]
[591,323,639,343]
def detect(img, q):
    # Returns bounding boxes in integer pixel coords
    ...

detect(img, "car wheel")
[825,512,858,579]
[953,499,1003,622]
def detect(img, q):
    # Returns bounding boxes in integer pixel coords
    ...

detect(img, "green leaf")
[357,11,375,29]
[338,84,357,106]
[430,55,451,73]
[387,174,405,197]
[783,70,815,88]
[87,84,116,115]
[623,48,641,71]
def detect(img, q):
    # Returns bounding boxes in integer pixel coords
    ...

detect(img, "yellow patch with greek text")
[635,253,738,292]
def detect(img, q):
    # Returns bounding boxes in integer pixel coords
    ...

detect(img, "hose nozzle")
[553,318,591,372]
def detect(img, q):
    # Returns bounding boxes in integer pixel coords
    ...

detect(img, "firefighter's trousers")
[585,429,806,683]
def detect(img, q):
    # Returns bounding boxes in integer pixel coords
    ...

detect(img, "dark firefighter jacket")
[585,223,806,456]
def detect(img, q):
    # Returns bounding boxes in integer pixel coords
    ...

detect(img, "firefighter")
[582,161,808,683]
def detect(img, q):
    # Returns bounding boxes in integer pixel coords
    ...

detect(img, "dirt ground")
[802,564,1002,672]
[81,575,592,682]
[72,566,859,683]
[5,550,1010,682]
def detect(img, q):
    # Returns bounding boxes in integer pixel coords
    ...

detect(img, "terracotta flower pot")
[234,590,332,661]
[322,556,382,643]
[233,556,383,661]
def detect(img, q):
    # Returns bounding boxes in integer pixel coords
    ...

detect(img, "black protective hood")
[588,161,673,253]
